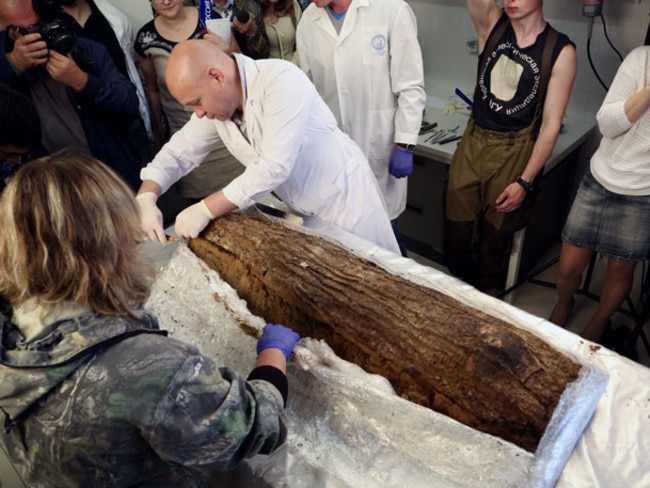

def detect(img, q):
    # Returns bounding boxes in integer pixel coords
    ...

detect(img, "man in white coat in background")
[296,0,426,256]
[136,39,400,255]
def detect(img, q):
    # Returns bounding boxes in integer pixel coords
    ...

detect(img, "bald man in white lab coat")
[136,40,400,254]
[296,0,426,255]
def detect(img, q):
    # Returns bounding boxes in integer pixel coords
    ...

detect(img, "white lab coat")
[296,0,426,219]
[95,0,153,141]
[141,54,400,254]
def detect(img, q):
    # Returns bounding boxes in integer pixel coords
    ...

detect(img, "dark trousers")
[444,119,537,290]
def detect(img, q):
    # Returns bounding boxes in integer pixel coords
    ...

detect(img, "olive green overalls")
[444,22,558,291]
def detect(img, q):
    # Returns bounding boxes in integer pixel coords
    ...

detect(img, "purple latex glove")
[256,323,301,360]
[388,146,413,178]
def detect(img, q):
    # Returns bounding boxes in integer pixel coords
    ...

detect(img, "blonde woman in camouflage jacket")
[0,150,299,487]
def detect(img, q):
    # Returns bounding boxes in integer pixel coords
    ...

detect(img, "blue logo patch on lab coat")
[371,34,387,55]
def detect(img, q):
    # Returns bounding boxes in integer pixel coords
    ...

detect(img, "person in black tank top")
[444,0,577,292]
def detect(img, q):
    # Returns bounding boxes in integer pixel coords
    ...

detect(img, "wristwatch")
[396,143,415,153]
[515,175,534,192]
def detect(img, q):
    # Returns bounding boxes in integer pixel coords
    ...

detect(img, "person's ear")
[206,67,225,84]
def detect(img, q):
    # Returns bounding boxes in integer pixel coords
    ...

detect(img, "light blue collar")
[327,6,347,20]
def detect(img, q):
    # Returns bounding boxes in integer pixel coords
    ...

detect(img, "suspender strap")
[478,13,510,76]
[472,13,510,106]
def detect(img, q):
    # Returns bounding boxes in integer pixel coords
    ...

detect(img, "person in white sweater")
[550,46,650,343]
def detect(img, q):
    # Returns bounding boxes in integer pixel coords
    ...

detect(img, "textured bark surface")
[189,213,581,452]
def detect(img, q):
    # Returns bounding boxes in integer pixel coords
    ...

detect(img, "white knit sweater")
[591,46,650,196]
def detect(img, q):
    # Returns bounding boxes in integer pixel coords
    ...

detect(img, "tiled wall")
[410,0,650,120]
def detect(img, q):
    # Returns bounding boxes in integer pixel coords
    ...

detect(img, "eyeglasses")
[150,0,174,5]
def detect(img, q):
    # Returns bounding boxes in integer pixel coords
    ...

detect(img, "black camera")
[11,18,76,56]
[34,0,79,55]
[5,0,93,71]
[233,7,250,24]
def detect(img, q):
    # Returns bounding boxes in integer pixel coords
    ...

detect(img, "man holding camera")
[55,0,154,162]
[0,0,144,189]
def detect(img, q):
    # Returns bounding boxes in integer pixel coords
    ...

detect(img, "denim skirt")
[562,169,650,263]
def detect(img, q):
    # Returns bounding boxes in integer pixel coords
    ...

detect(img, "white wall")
[111,0,154,34]
[410,0,650,120]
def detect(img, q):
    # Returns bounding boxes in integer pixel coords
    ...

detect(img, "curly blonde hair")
[0,150,154,320]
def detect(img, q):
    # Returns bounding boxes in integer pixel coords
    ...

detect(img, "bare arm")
[202,28,241,53]
[495,43,577,213]
[137,180,163,197]
[466,0,503,52]
[521,43,577,183]
[203,189,239,218]
[203,31,232,53]
[255,349,287,373]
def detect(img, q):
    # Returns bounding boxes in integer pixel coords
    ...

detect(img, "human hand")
[256,323,300,361]
[6,31,48,71]
[494,183,525,213]
[388,146,413,178]
[174,200,214,238]
[136,192,166,243]
[46,51,88,91]
[202,31,230,52]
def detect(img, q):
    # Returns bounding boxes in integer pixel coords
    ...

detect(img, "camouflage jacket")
[0,312,287,487]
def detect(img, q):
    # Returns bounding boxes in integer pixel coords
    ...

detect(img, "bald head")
[0,0,37,29]
[166,39,241,121]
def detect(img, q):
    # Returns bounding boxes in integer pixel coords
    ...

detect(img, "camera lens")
[48,31,75,54]
[41,20,76,55]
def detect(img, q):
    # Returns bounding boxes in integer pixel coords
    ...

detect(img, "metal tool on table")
[424,128,445,144]
[424,124,461,145]
[438,135,463,145]
[419,121,438,134]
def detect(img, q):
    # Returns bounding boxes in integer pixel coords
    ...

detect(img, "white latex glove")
[136,192,165,243]
[175,200,215,238]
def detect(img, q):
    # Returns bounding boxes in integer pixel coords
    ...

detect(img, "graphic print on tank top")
[478,42,540,119]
